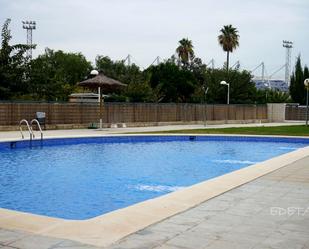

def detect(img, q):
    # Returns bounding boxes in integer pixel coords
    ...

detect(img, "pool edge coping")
[0,134,309,247]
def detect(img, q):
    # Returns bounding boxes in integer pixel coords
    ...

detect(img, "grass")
[140,125,309,136]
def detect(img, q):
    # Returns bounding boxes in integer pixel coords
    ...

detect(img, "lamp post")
[202,86,209,126]
[304,79,309,126]
[89,69,101,128]
[264,83,269,103]
[220,81,230,104]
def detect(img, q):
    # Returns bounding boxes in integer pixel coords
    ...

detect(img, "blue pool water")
[0,135,308,220]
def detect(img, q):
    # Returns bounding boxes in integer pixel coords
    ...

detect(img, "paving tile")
[153,244,188,249]
[163,233,215,249]
[219,231,267,247]
[253,236,306,249]
[172,229,221,241]
[164,214,202,227]
[204,213,245,226]
[230,223,274,237]
[107,236,161,249]
[189,222,233,237]
[0,229,29,245]
[124,232,173,244]
[8,235,63,249]
[269,229,309,243]
[204,239,256,249]
[176,208,211,220]
[147,221,192,234]
[0,246,20,249]
[195,199,234,212]
[54,239,101,248]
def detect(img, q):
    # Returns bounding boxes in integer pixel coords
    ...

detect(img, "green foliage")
[255,89,291,104]
[203,68,255,104]
[176,38,195,67]
[29,48,92,101]
[0,19,32,99]
[290,56,308,104]
[147,62,198,102]
[95,55,153,102]
[218,25,239,71]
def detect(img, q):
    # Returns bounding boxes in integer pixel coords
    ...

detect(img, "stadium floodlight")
[22,20,36,59]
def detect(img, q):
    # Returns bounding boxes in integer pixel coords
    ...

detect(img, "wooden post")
[99,89,103,129]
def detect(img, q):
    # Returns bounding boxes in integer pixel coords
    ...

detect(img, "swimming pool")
[0,135,308,220]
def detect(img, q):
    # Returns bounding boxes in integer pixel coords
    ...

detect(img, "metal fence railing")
[285,105,307,120]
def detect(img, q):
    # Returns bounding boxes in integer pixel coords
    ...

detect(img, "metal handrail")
[19,119,33,140]
[30,119,43,141]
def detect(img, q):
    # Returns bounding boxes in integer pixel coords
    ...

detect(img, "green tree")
[29,48,92,101]
[289,56,307,104]
[176,38,195,67]
[0,19,32,99]
[147,61,197,102]
[218,25,239,72]
[255,89,291,104]
[95,55,153,102]
[203,68,255,104]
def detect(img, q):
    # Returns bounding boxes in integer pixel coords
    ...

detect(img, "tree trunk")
[226,51,230,72]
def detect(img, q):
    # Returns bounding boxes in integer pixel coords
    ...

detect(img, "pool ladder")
[19,119,44,144]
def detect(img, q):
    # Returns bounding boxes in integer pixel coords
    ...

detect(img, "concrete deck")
[0,121,305,141]
[0,153,308,248]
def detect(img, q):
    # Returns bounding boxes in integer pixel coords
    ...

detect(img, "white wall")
[267,103,286,122]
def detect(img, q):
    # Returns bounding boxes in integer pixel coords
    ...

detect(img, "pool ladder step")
[19,119,44,145]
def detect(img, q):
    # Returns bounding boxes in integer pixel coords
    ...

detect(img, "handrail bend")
[19,119,33,140]
[30,119,44,141]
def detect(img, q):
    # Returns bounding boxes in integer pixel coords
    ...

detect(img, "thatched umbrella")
[77,71,127,129]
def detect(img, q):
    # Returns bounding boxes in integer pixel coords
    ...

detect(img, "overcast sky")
[1,0,308,79]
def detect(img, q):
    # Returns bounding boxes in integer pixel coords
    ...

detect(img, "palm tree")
[218,25,239,72]
[176,38,194,66]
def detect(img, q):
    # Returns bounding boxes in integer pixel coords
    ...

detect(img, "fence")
[285,104,307,120]
[0,102,267,126]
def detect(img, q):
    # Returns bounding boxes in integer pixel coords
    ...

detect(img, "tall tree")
[218,25,239,72]
[29,48,92,101]
[290,56,306,104]
[176,38,195,67]
[203,68,255,104]
[95,55,153,102]
[0,19,32,99]
[147,61,197,102]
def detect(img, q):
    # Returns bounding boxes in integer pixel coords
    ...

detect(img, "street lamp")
[264,83,269,102]
[220,81,230,104]
[304,78,309,126]
[202,85,209,126]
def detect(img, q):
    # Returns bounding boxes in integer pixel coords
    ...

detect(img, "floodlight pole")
[22,20,36,59]
[283,40,293,86]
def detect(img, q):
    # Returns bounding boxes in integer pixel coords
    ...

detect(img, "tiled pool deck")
[0,122,305,141]
[1,154,308,249]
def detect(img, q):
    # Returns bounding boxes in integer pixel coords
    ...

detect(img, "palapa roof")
[77,73,127,92]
